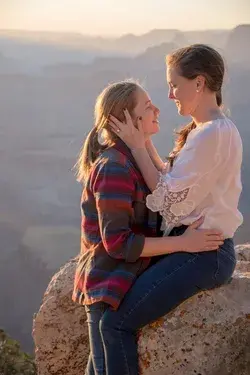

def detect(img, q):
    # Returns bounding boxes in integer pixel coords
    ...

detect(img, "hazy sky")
[2,0,250,36]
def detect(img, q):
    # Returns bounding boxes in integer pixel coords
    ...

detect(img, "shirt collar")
[112,138,142,174]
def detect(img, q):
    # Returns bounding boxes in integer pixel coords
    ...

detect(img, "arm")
[130,144,171,192]
[142,218,223,256]
[142,236,183,256]
[92,159,223,262]
[145,139,167,172]
[92,159,143,262]
[131,147,160,192]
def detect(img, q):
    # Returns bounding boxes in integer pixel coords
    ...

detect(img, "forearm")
[131,147,159,191]
[140,236,184,257]
[146,139,165,171]
[102,232,183,261]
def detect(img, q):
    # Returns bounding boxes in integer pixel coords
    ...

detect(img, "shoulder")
[89,147,133,190]
[190,117,241,146]
[199,117,240,135]
[101,147,129,167]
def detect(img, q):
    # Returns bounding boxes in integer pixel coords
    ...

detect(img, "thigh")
[102,250,218,331]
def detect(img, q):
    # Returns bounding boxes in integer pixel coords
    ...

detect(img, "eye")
[169,82,177,89]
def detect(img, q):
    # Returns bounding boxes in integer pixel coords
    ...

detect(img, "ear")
[134,116,142,130]
[196,75,206,92]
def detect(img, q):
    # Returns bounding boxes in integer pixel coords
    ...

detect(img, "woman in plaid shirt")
[73,79,226,375]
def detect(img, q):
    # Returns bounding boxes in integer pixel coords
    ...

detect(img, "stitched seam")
[119,330,130,375]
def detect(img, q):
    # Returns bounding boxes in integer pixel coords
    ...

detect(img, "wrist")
[173,235,186,252]
[131,145,146,153]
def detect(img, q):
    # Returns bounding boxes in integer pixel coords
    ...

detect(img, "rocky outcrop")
[235,243,250,261]
[33,245,250,375]
[0,329,36,375]
[32,260,89,375]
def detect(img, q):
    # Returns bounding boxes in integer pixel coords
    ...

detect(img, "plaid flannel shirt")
[73,139,161,309]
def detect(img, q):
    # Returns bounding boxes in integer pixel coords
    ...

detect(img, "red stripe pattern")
[73,140,160,310]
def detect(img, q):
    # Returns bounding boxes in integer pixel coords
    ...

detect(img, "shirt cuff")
[126,234,145,262]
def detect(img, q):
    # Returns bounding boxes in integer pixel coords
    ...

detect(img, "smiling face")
[167,66,204,117]
[133,88,160,136]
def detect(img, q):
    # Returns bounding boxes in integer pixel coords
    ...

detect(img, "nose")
[154,105,160,115]
[168,88,175,100]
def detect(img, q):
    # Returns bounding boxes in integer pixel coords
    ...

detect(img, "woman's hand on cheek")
[108,109,146,150]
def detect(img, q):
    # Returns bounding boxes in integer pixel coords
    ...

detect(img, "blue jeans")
[85,302,107,375]
[85,233,236,375]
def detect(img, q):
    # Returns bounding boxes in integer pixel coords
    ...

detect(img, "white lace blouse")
[146,117,243,238]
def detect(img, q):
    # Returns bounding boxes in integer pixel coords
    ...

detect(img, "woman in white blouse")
[110,45,243,240]
[93,44,243,375]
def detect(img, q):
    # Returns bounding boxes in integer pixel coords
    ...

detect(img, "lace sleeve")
[146,175,190,226]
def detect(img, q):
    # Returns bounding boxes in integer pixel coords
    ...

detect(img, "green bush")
[0,329,36,375]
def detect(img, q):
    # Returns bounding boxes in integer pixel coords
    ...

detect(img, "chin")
[146,123,160,136]
[152,123,160,134]
[177,107,189,117]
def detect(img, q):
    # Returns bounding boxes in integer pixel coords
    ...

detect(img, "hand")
[108,109,146,150]
[180,217,224,252]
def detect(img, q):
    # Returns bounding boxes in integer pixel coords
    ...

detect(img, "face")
[133,89,160,136]
[167,66,204,116]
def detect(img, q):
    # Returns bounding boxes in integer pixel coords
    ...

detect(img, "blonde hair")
[166,44,225,166]
[75,80,142,183]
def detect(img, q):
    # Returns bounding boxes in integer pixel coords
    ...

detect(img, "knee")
[99,314,109,334]
[99,316,113,344]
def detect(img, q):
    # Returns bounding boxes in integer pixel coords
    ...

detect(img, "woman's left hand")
[108,109,146,150]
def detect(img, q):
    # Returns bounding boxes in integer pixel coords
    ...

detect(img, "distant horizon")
[0,24,247,39]
[2,0,250,37]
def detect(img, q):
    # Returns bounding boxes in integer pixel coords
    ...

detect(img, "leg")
[100,242,235,375]
[85,355,95,375]
[85,302,107,375]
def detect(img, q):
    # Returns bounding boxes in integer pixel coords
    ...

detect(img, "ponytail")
[168,121,196,167]
[216,88,222,107]
[75,127,106,183]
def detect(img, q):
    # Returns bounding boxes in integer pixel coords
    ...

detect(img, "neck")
[191,95,224,126]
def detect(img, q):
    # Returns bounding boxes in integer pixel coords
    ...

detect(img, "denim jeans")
[85,230,236,375]
[85,302,108,375]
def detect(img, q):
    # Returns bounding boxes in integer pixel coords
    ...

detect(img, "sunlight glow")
[1,0,250,36]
